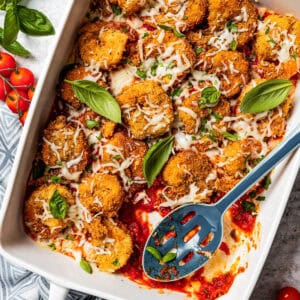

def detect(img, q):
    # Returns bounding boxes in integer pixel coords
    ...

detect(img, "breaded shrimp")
[101,131,148,183]
[188,0,257,51]
[254,15,300,79]
[78,173,124,217]
[42,116,89,180]
[150,0,207,32]
[198,50,250,98]
[79,21,130,70]
[67,107,116,139]
[162,150,215,203]
[117,80,174,139]
[132,30,196,89]
[110,0,146,15]
[24,184,75,240]
[220,138,262,176]
[60,65,107,109]
[84,218,133,272]
[178,92,230,134]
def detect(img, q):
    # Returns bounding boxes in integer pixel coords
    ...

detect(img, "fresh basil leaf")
[3,4,19,45]
[0,37,30,56]
[199,86,221,108]
[65,79,122,124]
[49,190,67,219]
[240,79,293,114]
[221,131,239,141]
[17,5,55,36]
[145,246,162,261]
[143,136,174,187]
[80,258,93,274]
[86,119,99,129]
[162,252,176,263]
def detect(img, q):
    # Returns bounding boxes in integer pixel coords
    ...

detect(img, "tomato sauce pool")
[118,182,256,300]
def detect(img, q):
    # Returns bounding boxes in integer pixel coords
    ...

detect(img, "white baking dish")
[0,0,299,299]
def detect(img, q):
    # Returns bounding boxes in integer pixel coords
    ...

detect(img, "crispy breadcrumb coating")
[117,80,174,139]
[42,116,89,177]
[78,173,124,217]
[84,218,133,272]
[254,15,300,79]
[198,50,250,98]
[79,21,129,70]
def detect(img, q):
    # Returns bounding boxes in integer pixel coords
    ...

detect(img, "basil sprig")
[241,79,293,114]
[0,27,30,57]
[17,6,55,36]
[65,80,122,124]
[143,136,174,187]
[0,1,54,56]
[49,190,67,219]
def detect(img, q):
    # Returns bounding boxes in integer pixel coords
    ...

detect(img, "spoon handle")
[215,124,300,214]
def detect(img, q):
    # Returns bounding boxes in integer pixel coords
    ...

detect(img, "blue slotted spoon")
[143,124,300,281]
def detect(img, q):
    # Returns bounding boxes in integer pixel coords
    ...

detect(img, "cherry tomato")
[9,68,35,91]
[277,287,300,300]
[0,52,16,77]
[19,110,28,126]
[27,84,36,101]
[5,90,30,114]
[0,77,11,100]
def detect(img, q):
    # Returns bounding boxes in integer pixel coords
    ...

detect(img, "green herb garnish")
[80,258,93,274]
[86,119,99,129]
[195,47,203,55]
[143,136,174,187]
[146,246,162,260]
[136,69,147,80]
[242,200,256,213]
[240,79,292,114]
[262,175,271,190]
[51,175,62,184]
[221,131,239,141]
[49,243,56,251]
[49,190,67,219]
[65,79,122,123]
[162,252,177,263]
[230,40,238,51]
[111,4,122,15]
[199,86,221,108]
[150,60,159,76]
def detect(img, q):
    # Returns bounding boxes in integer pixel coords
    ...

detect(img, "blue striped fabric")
[0,103,100,300]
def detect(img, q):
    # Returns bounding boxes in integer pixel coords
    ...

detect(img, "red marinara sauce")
[118,182,239,299]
